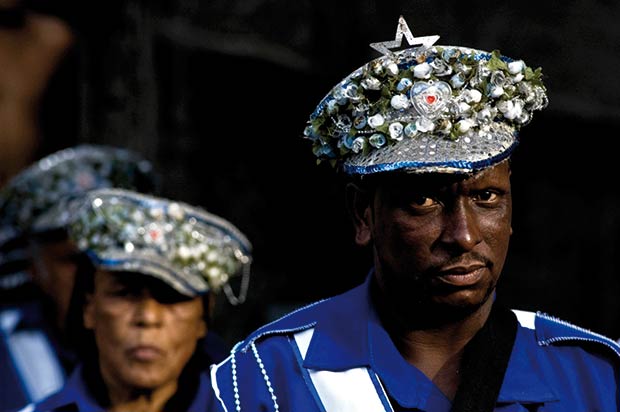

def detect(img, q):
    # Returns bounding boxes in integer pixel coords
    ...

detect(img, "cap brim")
[88,250,209,297]
[343,124,518,175]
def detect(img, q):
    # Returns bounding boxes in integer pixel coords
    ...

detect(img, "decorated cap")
[303,16,548,175]
[0,144,158,247]
[55,188,252,299]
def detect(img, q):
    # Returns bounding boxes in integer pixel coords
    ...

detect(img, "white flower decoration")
[352,137,366,153]
[498,99,524,120]
[456,119,475,134]
[463,89,482,103]
[361,77,381,90]
[385,62,399,76]
[389,123,404,141]
[508,60,525,74]
[390,94,410,110]
[167,203,184,220]
[368,113,385,128]
[149,207,164,219]
[489,86,505,98]
[178,245,191,259]
[413,62,432,79]
[416,117,435,132]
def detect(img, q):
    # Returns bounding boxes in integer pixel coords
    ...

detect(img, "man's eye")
[409,195,437,207]
[475,191,498,202]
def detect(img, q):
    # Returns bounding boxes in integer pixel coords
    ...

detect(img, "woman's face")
[83,270,206,391]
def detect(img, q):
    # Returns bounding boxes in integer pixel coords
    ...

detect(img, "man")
[210,17,619,411]
[22,188,253,412]
[0,144,157,411]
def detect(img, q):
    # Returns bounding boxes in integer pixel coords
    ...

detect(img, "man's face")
[83,270,206,391]
[352,161,512,322]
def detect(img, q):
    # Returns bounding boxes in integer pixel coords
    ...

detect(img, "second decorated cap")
[53,188,252,299]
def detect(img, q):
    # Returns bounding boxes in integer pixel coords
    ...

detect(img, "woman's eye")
[108,286,139,298]
[110,287,131,296]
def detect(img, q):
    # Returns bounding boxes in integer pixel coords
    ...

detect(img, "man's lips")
[435,264,486,287]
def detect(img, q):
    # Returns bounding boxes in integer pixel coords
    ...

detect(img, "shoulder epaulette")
[233,298,329,353]
[534,311,620,359]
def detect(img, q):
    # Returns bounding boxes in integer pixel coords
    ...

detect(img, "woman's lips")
[127,345,164,362]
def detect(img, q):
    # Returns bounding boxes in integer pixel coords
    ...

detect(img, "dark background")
[30,0,620,345]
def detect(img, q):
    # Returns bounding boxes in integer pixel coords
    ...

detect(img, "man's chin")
[434,288,491,310]
[392,289,494,329]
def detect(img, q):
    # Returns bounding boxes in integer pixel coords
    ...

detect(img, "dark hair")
[63,252,95,361]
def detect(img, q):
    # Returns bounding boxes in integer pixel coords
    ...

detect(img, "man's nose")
[440,199,482,252]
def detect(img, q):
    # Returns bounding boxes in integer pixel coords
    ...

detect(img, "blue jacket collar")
[238,271,565,407]
[535,312,620,359]
[41,364,103,412]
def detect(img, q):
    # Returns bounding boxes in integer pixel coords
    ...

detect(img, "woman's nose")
[132,295,164,327]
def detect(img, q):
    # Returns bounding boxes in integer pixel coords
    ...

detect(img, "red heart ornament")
[410,80,452,120]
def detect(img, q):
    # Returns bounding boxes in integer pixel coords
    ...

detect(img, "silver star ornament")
[370,15,440,56]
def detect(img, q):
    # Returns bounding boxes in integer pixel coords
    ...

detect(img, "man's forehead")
[370,161,510,189]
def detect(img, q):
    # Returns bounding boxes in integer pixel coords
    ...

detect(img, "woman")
[23,188,252,412]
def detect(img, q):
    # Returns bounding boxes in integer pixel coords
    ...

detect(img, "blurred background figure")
[0,145,158,411]
[0,0,74,187]
[24,188,251,412]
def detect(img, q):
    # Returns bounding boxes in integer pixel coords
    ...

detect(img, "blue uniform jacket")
[20,364,216,412]
[0,301,68,412]
[211,274,620,411]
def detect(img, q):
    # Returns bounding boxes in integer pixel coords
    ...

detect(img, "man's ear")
[345,182,373,247]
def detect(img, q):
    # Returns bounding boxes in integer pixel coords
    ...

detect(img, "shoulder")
[513,309,620,362]
[235,279,372,354]
[31,389,76,412]
[501,310,618,407]
[244,300,327,342]
[19,365,90,412]
[231,285,364,354]
[13,393,77,412]
[210,296,342,410]
[214,297,329,370]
